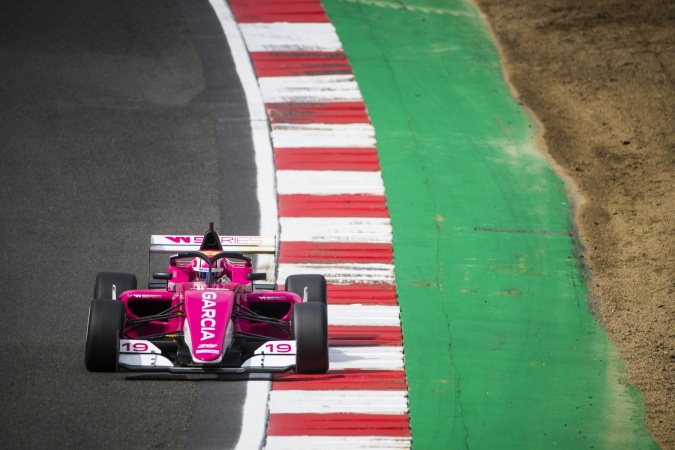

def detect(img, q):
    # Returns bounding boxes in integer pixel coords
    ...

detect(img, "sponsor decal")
[165,236,192,243]
[220,236,263,245]
[130,294,164,299]
[200,291,217,341]
[163,236,264,245]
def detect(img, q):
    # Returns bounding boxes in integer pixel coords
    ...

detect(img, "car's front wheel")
[84,298,126,372]
[94,272,137,299]
[292,302,329,374]
[285,274,327,305]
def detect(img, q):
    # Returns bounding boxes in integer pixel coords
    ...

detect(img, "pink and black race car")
[85,223,329,374]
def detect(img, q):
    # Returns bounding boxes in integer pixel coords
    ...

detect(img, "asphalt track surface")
[0,1,256,447]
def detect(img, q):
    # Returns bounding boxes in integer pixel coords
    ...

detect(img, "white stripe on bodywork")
[277,170,384,195]
[328,305,401,326]
[280,217,392,242]
[268,390,408,414]
[330,346,405,370]
[239,22,342,52]
[271,123,376,148]
[278,264,395,285]
[265,436,412,450]
[260,75,362,103]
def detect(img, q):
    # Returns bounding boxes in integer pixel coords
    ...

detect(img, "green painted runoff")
[322,0,657,448]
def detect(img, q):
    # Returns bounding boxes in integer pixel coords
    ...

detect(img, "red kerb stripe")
[275,148,381,172]
[229,0,328,23]
[329,325,403,347]
[326,283,398,305]
[275,283,398,305]
[279,242,392,264]
[251,51,351,77]
[272,369,407,390]
[279,194,387,217]
[267,102,369,125]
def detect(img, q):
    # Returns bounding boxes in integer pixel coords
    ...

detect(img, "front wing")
[118,339,297,374]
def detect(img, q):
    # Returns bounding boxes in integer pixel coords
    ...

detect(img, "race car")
[84,223,329,374]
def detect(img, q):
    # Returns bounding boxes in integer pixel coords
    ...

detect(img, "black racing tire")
[84,298,126,372]
[285,274,327,306]
[94,272,137,299]
[292,302,329,374]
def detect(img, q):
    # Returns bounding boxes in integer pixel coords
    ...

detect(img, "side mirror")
[247,272,266,281]
[153,272,173,280]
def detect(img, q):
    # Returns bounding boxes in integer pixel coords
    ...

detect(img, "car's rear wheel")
[285,274,327,305]
[94,272,137,299]
[292,302,329,374]
[84,298,126,372]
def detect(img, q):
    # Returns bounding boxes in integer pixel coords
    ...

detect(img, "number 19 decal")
[261,341,296,354]
[120,340,155,353]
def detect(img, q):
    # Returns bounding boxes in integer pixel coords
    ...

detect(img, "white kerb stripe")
[268,390,408,414]
[328,305,401,326]
[259,75,362,103]
[239,23,342,52]
[277,170,384,195]
[278,263,395,285]
[330,346,405,370]
[272,123,375,148]
[234,378,271,450]
[265,436,412,450]
[280,217,392,242]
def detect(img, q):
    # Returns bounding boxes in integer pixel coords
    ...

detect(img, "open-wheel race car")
[85,223,329,374]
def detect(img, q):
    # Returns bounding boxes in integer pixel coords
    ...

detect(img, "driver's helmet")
[191,257,225,281]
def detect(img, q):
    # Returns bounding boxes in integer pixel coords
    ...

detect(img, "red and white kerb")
[226,0,411,448]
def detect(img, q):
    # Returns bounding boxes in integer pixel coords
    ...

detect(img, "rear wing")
[150,235,276,254]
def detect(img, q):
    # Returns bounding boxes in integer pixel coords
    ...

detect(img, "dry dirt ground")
[473,0,675,447]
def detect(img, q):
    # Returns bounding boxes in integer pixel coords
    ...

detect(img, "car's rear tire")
[94,272,137,299]
[84,298,126,372]
[285,274,327,305]
[292,302,329,374]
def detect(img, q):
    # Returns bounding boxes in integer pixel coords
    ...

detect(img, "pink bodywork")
[119,258,302,364]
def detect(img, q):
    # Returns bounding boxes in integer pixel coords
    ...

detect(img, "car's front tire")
[285,274,327,305]
[84,298,126,372]
[94,272,137,299]
[292,302,329,374]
